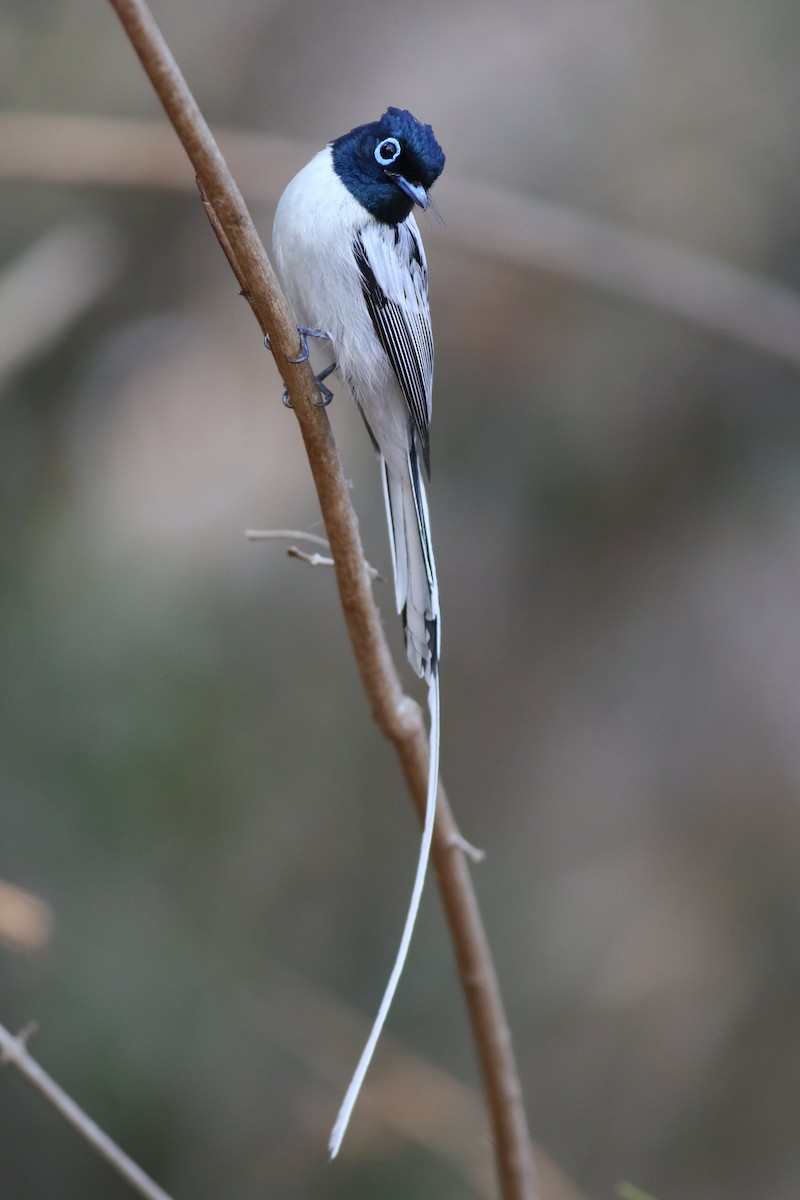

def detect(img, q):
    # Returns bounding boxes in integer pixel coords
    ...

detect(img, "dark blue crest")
[332,107,445,225]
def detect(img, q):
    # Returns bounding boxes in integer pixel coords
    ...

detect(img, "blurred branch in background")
[0,220,126,388]
[1,111,799,373]
[0,1020,173,1200]
[450,181,800,376]
[0,879,53,953]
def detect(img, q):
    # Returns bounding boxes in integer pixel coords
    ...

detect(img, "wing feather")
[354,219,434,474]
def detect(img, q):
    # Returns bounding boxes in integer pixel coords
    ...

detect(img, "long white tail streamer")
[328,672,440,1157]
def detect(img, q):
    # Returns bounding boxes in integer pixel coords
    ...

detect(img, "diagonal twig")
[0,1021,173,1200]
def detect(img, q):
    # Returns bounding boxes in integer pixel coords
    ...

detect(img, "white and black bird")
[272,107,445,1155]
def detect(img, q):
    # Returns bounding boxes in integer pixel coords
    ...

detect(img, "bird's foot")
[313,362,336,406]
[264,325,331,364]
[265,325,335,408]
[289,325,331,364]
[281,361,338,409]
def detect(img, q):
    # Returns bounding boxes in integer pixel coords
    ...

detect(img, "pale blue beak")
[395,175,429,210]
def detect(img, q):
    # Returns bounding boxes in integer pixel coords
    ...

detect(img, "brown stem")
[106,2,538,1196]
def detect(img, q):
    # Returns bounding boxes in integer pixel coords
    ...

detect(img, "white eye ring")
[374,137,401,166]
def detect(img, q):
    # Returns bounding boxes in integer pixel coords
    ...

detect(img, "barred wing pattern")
[354,219,434,474]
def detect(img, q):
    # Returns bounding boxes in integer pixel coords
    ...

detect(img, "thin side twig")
[245,529,383,579]
[106,3,538,1197]
[0,1021,173,1200]
[244,528,331,548]
[286,546,336,569]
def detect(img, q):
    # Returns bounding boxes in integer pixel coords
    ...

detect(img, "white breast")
[272,147,411,469]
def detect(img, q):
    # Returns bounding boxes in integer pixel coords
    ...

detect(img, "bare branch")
[105,3,537,1196]
[0,1020,173,1200]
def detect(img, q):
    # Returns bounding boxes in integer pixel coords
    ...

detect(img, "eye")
[374,137,401,166]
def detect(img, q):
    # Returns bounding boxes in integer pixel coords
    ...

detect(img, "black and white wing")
[354,218,434,474]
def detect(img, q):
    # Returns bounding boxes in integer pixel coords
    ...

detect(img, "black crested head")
[331,107,445,226]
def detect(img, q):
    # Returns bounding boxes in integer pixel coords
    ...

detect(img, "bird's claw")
[314,362,336,406]
[264,325,330,363]
[282,361,337,409]
[268,326,334,408]
[288,325,330,364]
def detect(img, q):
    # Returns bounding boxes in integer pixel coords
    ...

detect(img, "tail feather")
[328,444,441,1157]
[381,445,439,680]
[380,462,407,616]
[329,670,440,1158]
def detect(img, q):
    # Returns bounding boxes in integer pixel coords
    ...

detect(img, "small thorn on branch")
[448,832,486,863]
[17,1020,39,1047]
[0,1023,36,1064]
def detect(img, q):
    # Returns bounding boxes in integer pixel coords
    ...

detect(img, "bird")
[272,107,445,1156]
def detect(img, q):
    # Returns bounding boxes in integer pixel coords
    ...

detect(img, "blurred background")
[2,0,800,1197]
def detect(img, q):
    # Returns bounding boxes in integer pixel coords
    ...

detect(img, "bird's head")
[331,107,445,226]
